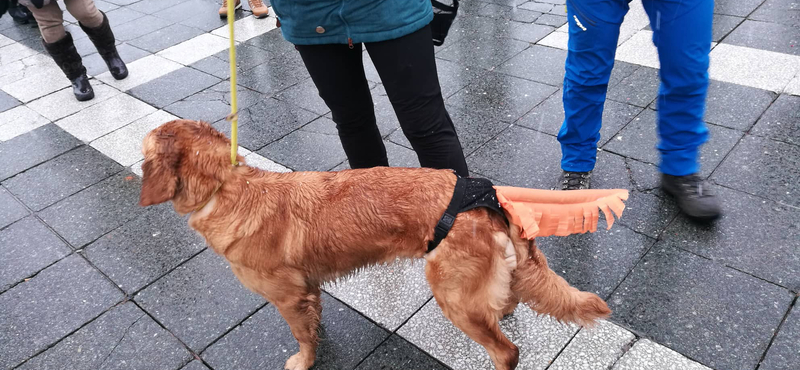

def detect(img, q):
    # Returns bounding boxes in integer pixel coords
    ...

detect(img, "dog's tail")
[509,235,610,327]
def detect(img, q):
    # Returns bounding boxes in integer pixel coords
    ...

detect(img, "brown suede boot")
[218,0,242,18]
[248,0,269,18]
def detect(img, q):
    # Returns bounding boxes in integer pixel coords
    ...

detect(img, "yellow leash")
[226,0,239,166]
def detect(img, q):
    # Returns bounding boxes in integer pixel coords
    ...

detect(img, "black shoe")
[42,33,94,101]
[9,5,35,24]
[661,173,721,222]
[80,11,128,80]
[557,170,592,190]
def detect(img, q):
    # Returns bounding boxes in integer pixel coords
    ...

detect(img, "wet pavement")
[1,0,799,369]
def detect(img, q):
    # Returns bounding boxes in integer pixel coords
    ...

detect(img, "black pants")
[296,25,469,176]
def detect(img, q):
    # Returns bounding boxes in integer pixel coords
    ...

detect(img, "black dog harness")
[427,176,505,252]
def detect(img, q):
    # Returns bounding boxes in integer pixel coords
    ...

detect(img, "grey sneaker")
[661,173,721,222]
[557,171,592,190]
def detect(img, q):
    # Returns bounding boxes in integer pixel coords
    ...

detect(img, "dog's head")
[139,119,244,213]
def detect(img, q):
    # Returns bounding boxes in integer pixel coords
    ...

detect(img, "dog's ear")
[139,131,182,206]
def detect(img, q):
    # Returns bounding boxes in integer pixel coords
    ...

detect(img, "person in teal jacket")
[271,0,469,176]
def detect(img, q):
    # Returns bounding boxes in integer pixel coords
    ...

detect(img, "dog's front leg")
[273,284,322,370]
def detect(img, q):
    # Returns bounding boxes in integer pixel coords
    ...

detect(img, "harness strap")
[427,176,467,252]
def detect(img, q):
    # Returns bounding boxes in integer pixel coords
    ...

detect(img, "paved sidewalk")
[1,0,798,369]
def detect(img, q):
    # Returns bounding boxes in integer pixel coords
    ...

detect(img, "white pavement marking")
[0,42,38,67]
[157,33,231,66]
[0,105,50,142]
[618,1,650,45]
[56,93,156,142]
[709,43,800,94]
[0,34,14,48]
[1,63,70,103]
[95,54,183,91]
[549,321,635,370]
[399,300,579,370]
[243,152,292,173]
[612,339,712,370]
[210,10,278,42]
[0,54,55,88]
[27,83,122,121]
[785,74,800,96]
[616,30,660,69]
[90,109,178,167]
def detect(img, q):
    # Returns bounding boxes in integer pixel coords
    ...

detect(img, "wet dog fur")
[139,120,611,370]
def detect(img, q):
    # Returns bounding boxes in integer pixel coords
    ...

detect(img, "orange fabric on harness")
[493,187,629,240]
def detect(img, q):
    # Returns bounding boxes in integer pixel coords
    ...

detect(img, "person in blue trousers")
[557,0,721,221]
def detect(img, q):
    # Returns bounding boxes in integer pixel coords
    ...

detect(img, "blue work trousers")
[559,0,713,176]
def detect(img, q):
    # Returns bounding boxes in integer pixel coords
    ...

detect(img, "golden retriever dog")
[139,119,612,370]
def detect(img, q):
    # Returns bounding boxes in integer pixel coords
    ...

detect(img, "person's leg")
[642,0,719,221]
[295,43,389,169]
[69,0,128,80]
[26,0,66,43]
[559,0,629,176]
[642,0,712,176]
[365,25,469,177]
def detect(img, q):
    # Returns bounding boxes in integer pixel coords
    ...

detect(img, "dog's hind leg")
[425,239,520,370]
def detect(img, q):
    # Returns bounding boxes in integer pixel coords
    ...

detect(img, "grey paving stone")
[355,335,449,370]
[435,58,487,99]
[257,123,348,171]
[608,61,641,90]
[760,304,800,370]
[190,55,237,79]
[167,82,262,122]
[85,203,205,293]
[467,125,562,188]
[548,321,635,370]
[135,249,265,351]
[3,146,123,211]
[213,43,275,72]
[332,140,421,171]
[704,79,776,130]
[17,302,192,370]
[436,34,529,70]
[0,124,82,181]
[498,45,566,86]
[83,43,151,76]
[726,19,800,56]
[242,28,305,65]
[129,66,221,108]
[609,246,794,370]
[369,84,403,137]
[0,89,20,113]
[212,98,319,151]
[203,294,390,370]
[749,0,800,27]
[237,58,310,96]
[481,4,542,23]
[713,135,799,207]
[389,104,511,156]
[448,72,559,123]
[153,0,222,25]
[104,6,146,27]
[39,171,146,248]
[618,191,681,239]
[751,94,800,145]
[519,92,642,146]
[0,187,28,229]
[714,0,764,17]
[0,216,70,292]
[535,13,567,27]
[112,14,175,42]
[506,21,556,43]
[611,339,711,370]
[181,360,211,370]
[128,23,205,53]
[0,254,123,369]
[711,14,744,42]
[603,110,743,177]
[538,224,655,300]
[179,5,248,32]
[274,77,330,115]
[662,185,800,291]
[607,67,660,108]
[520,1,555,13]
[127,0,185,15]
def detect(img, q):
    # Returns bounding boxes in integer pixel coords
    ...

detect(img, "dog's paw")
[285,352,313,370]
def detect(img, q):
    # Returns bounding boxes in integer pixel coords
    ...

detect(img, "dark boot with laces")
[661,173,721,222]
[557,170,592,190]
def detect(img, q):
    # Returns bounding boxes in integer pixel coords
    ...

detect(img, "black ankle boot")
[80,11,128,80]
[42,33,94,102]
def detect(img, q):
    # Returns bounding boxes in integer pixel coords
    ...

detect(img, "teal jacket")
[271,0,434,45]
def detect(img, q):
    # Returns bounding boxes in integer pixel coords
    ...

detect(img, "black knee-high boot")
[42,32,94,101]
[79,11,128,80]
